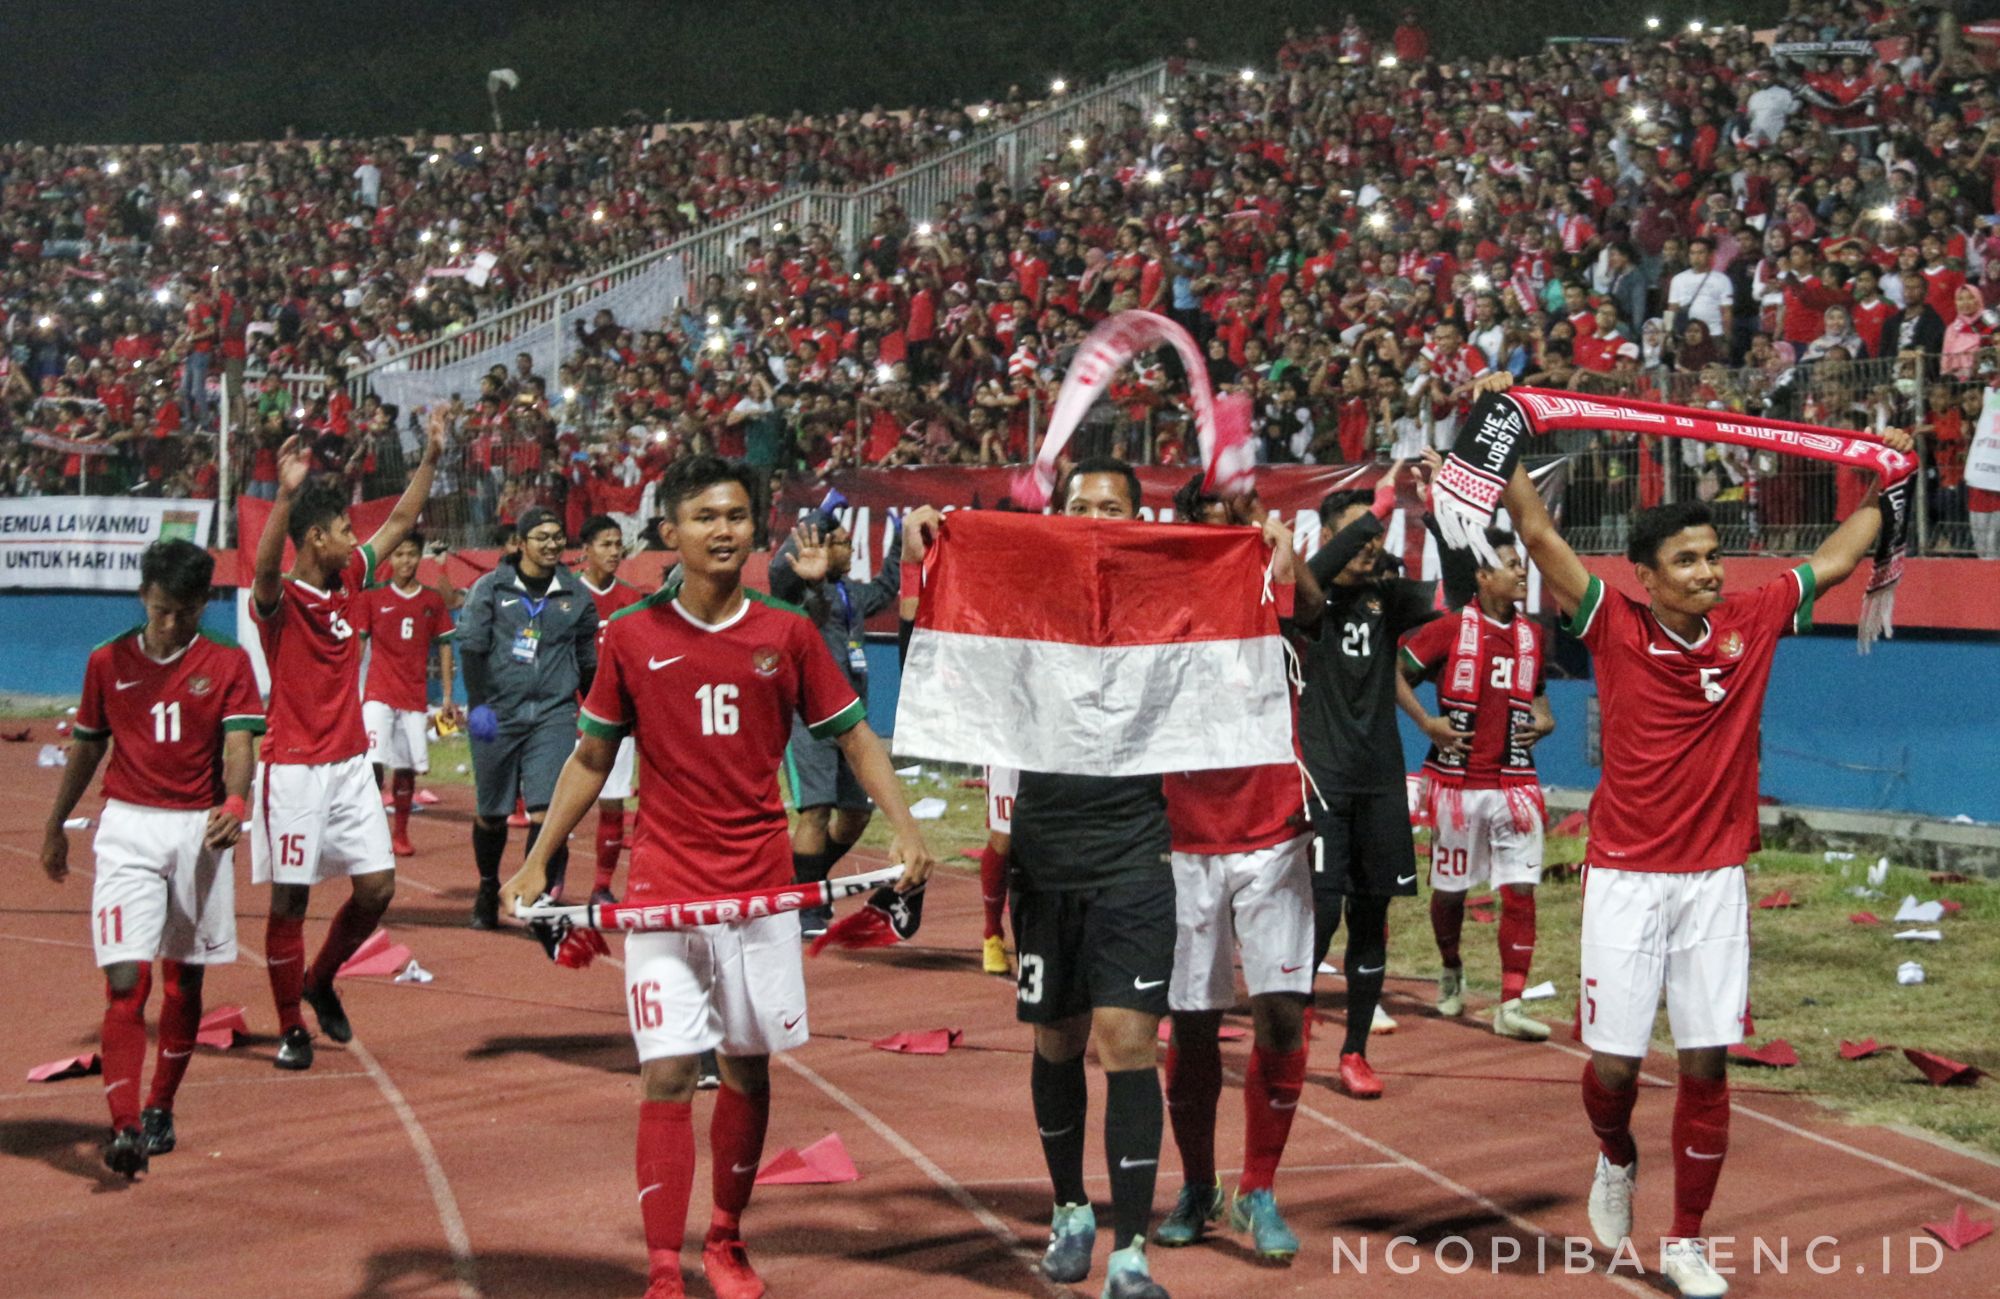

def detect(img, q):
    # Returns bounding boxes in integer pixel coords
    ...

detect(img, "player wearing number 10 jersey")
[501,456,935,1299]
[1504,447,1906,1299]
[249,427,440,1071]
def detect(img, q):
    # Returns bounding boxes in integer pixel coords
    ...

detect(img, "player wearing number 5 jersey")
[1502,432,1910,1299]
[249,426,441,1072]
[357,532,456,858]
[500,456,935,1299]
[42,541,263,1179]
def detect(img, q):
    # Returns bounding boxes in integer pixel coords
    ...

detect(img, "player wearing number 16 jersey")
[249,427,440,1071]
[41,541,263,1178]
[500,456,935,1299]
[1504,450,1907,1299]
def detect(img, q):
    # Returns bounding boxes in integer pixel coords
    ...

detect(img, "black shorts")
[1009,871,1175,1024]
[1310,789,1418,899]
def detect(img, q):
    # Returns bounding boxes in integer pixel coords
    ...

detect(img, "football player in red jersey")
[249,426,440,1070]
[42,540,264,1177]
[357,532,456,857]
[575,513,647,905]
[1397,527,1557,1041]
[1154,479,1313,1263]
[500,455,934,1299]
[1502,426,1912,1299]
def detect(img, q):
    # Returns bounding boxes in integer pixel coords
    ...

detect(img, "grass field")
[427,737,2000,1155]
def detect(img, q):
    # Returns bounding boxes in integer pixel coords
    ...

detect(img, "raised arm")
[1500,463,1591,617]
[253,435,312,612]
[363,419,444,559]
[1804,429,1913,591]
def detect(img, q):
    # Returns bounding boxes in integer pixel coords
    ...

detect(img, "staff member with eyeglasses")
[456,507,600,927]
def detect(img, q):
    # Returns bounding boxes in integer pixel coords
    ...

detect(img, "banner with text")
[775,461,1568,630]
[0,497,216,590]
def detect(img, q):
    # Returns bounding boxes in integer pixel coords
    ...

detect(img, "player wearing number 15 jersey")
[249,427,440,1071]
[500,456,935,1299]
[1504,451,1906,1299]
[41,541,263,1178]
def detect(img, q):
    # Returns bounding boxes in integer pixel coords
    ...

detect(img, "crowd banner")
[775,460,1568,627]
[1968,389,2000,494]
[0,497,215,590]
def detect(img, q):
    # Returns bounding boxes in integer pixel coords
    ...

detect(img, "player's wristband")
[222,795,248,820]
[899,561,921,601]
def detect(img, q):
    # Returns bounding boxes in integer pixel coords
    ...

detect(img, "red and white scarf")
[1432,387,1917,649]
[1422,604,1544,833]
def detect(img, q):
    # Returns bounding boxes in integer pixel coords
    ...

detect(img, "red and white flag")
[894,511,1293,776]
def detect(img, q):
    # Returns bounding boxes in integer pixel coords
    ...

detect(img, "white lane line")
[0,1069,369,1106]
[348,1037,481,1299]
[1281,1083,1655,1298]
[0,931,94,952]
[1543,1038,2000,1211]
[777,1052,1068,1298]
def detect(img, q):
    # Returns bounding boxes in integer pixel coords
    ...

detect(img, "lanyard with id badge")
[511,593,548,664]
[835,583,867,676]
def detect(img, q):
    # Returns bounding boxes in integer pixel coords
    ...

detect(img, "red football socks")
[637,1099,696,1281]
[595,806,625,893]
[306,899,380,991]
[1669,1075,1730,1241]
[707,1082,771,1240]
[1429,890,1464,970]
[1498,884,1537,1001]
[1163,1034,1223,1189]
[146,960,201,1113]
[1581,1058,1639,1167]
[390,769,415,839]
[1240,1045,1307,1193]
[265,914,307,1032]
[101,965,153,1130]
[977,843,1008,940]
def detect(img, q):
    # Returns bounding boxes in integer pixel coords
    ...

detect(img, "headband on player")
[1432,387,1917,650]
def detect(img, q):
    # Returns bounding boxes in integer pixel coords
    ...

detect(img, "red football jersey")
[1566,567,1814,873]
[1399,610,1546,784]
[580,572,647,646]
[253,544,374,765]
[357,581,454,713]
[1164,763,1307,855]
[73,629,265,810]
[579,590,864,899]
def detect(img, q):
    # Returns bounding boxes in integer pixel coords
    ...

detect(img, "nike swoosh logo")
[637,1183,662,1203]
[1357,964,1384,975]
[1038,1125,1075,1139]
[731,1161,759,1174]
[1280,963,1304,974]
[1396,874,1417,886]
[105,1079,131,1094]
[1646,644,1680,657]
[1133,977,1167,990]
[648,655,685,670]
[163,1049,192,1060]
[115,679,140,690]
[267,955,301,966]
[203,938,227,951]
[1684,1147,1725,1161]
[380,607,395,614]
[1509,944,1535,952]
[500,597,521,606]
[783,1013,804,1030]
[1118,1156,1157,1169]
[1270,1098,1299,1110]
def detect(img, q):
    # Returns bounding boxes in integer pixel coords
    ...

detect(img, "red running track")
[0,745,1995,1298]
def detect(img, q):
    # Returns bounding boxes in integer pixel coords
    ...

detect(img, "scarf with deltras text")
[1431,387,1917,650]
[1422,604,1544,834]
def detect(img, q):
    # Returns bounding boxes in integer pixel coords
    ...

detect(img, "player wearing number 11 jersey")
[500,455,935,1299]
[1503,446,1907,1299]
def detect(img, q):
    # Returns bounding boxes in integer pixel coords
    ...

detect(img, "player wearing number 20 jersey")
[578,588,864,901]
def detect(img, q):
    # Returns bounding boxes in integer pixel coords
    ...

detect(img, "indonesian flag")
[893,511,1293,776]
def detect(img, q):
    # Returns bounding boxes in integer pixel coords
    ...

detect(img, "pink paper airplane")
[1755,889,1797,910]
[26,1052,100,1082]
[871,1028,964,1055]
[1726,1039,1799,1068]
[1838,1039,1886,1060]
[755,1133,859,1185]
[1922,1205,1994,1252]
[1849,912,1881,925]
[338,929,415,977]
[1904,1049,1984,1088]
[195,1004,249,1049]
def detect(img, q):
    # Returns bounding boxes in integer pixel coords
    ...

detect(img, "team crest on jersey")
[752,646,782,677]
[188,675,213,697]
[1720,630,1744,659]
[1364,596,1382,615]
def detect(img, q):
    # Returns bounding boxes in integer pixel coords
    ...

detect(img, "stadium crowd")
[5,2,1999,554]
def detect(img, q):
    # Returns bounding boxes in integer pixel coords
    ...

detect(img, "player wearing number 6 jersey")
[1502,430,1910,1299]
[357,533,456,858]
[42,541,263,1178]
[500,455,935,1299]
[250,426,440,1072]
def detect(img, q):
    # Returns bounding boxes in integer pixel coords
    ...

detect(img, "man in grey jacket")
[457,507,599,926]
[770,496,900,936]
